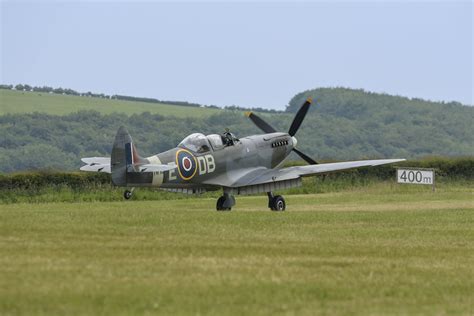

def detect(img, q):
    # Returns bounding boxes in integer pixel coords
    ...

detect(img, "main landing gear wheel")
[216,196,229,211]
[216,194,235,211]
[123,190,133,200]
[268,192,286,211]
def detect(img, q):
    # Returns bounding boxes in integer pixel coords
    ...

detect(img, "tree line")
[0,104,472,172]
[1,86,472,172]
[1,84,109,99]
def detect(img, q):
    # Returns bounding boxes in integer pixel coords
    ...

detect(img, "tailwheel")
[268,192,286,211]
[123,189,133,200]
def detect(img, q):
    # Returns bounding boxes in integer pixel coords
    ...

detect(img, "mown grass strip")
[0,186,472,315]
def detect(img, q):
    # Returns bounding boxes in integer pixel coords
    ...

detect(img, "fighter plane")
[81,98,404,211]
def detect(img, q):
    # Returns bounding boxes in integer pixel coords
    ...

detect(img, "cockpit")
[178,133,211,153]
[178,132,239,153]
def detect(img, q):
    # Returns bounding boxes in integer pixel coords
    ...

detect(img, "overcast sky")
[1,1,472,109]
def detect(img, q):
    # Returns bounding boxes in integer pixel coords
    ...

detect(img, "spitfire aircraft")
[81,98,404,211]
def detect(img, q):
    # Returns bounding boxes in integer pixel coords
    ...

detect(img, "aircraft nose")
[291,136,298,148]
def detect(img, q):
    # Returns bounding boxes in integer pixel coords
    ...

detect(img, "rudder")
[111,126,145,186]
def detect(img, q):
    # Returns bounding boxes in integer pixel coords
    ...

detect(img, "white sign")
[397,168,434,185]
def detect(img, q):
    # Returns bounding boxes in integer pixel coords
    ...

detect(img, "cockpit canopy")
[207,134,224,149]
[178,133,226,152]
[178,133,210,153]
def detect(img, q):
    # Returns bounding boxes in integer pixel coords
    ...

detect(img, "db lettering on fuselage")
[176,149,215,180]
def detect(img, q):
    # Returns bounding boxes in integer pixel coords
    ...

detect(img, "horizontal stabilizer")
[81,157,110,165]
[80,155,175,174]
[80,163,111,173]
[137,163,176,172]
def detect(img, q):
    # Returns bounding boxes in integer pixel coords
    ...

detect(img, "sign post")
[396,168,435,192]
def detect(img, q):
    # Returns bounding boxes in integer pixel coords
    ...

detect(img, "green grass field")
[0,89,221,117]
[1,185,473,315]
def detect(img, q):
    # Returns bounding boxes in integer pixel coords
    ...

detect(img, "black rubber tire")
[226,196,235,211]
[123,190,133,200]
[271,195,286,211]
[217,195,233,211]
[216,196,225,211]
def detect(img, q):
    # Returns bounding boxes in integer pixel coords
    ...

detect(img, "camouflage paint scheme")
[110,126,294,192]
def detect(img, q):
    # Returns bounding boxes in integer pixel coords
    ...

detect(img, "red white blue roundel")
[176,149,197,180]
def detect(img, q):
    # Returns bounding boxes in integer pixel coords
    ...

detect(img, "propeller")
[245,97,318,165]
[288,97,312,136]
[293,148,318,165]
[245,111,276,133]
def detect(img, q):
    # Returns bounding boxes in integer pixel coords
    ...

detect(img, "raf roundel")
[183,157,192,171]
[176,149,198,180]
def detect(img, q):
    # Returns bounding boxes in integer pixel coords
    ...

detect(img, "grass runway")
[0,186,473,315]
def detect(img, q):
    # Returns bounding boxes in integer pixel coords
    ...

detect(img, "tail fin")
[111,126,146,186]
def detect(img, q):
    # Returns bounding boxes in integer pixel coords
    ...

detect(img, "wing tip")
[244,111,253,117]
[393,158,406,162]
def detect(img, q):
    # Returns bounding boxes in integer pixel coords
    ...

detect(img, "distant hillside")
[0,86,282,116]
[0,89,220,117]
[0,87,472,172]
[286,88,473,159]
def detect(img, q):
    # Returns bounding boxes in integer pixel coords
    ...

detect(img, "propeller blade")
[288,97,312,136]
[245,111,277,133]
[293,148,318,165]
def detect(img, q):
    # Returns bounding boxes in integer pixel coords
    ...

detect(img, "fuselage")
[125,132,295,189]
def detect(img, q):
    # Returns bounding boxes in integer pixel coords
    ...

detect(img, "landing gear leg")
[267,192,274,209]
[123,188,134,200]
[267,192,286,211]
[216,192,235,211]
